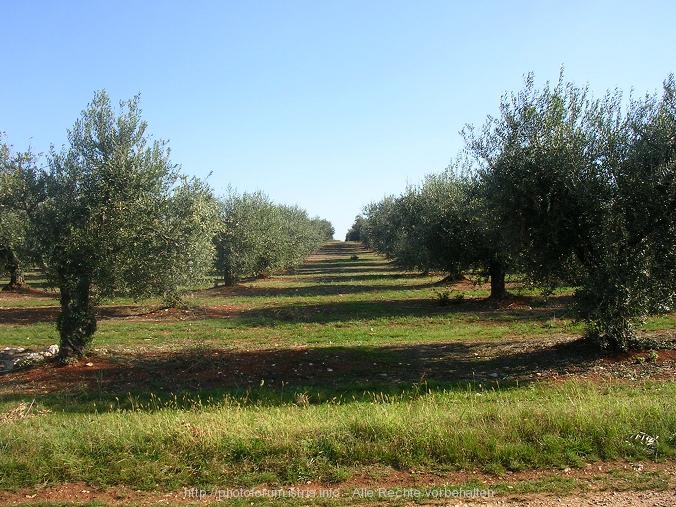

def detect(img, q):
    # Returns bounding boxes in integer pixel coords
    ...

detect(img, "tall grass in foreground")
[1,381,674,490]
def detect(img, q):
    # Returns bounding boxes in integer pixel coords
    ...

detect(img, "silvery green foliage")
[38,91,219,356]
[463,70,609,288]
[407,169,496,278]
[360,72,674,343]
[0,136,44,287]
[465,71,675,350]
[359,167,510,297]
[214,190,328,284]
[312,218,335,241]
[578,76,675,349]
[345,215,365,242]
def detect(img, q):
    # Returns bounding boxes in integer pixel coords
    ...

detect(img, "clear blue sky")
[2,1,674,238]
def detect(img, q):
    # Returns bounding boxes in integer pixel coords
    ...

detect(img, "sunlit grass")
[1,381,675,490]
[0,242,674,493]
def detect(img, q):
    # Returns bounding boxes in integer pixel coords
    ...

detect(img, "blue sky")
[2,1,674,238]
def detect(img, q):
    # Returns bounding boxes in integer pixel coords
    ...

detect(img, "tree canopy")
[353,72,675,350]
[37,91,219,358]
[214,190,330,285]
[0,135,44,289]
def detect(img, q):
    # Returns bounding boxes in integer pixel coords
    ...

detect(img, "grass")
[0,314,585,351]
[2,381,676,490]
[1,241,675,501]
[4,465,675,507]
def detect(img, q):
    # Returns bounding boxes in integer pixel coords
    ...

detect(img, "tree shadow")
[19,272,57,290]
[304,272,429,283]
[0,294,573,326]
[0,304,157,325]
[209,282,437,298]
[311,241,371,255]
[0,337,602,413]
[292,265,398,275]
[0,272,59,291]
[234,296,573,326]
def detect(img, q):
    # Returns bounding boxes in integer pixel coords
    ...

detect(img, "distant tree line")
[349,72,675,351]
[214,190,332,285]
[0,91,333,359]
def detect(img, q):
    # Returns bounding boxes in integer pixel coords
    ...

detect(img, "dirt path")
[2,485,675,506]
[432,490,676,506]
[2,461,675,506]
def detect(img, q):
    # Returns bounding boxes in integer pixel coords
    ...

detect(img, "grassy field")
[1,241,675,505]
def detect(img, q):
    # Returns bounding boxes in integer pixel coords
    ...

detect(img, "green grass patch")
[1,242,674,494]
[1,381,675,490]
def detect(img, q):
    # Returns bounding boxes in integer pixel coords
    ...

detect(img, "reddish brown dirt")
[1,334,675,398]
[0,286,56,298]
[0,461,674,505]
[0,302,246,325]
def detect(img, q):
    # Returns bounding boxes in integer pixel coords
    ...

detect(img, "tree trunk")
[489,261,507,300]
[446,263,465,282]
[223,271,237,286]
[435,271,465,285]
[57,275,97,360]
[2,250,25,290]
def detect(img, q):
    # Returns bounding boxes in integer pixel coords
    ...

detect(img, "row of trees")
[0,142,42,289]
[0,92,332,359]
[350,72,675,351]
[214,190,333,285]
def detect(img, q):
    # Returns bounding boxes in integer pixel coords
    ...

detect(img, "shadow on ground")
[0,337,605,412]
[234,295,573,325]
[0,276,572,326]
[208,281,438,298]
[303,272,430,283]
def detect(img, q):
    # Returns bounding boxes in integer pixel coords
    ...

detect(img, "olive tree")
[0,136,44,289]
[465,72,675,349]
[578,76,676,348]
[214,190,328,285]
[360,196,401,257]
[345,215,365,242]
[417,170,510,294]
[360,169,511,299]
[38,91,218,359]
[311,218,335,241]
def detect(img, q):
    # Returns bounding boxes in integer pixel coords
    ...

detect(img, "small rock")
[85,362,94,367]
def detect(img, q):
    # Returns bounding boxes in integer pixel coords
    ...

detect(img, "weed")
[627,432,660,459]
[295,392,310,407]
[435,290,451,306]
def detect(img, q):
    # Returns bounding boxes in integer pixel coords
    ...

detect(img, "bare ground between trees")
[1,333,675,399]
[0,461,674,506]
